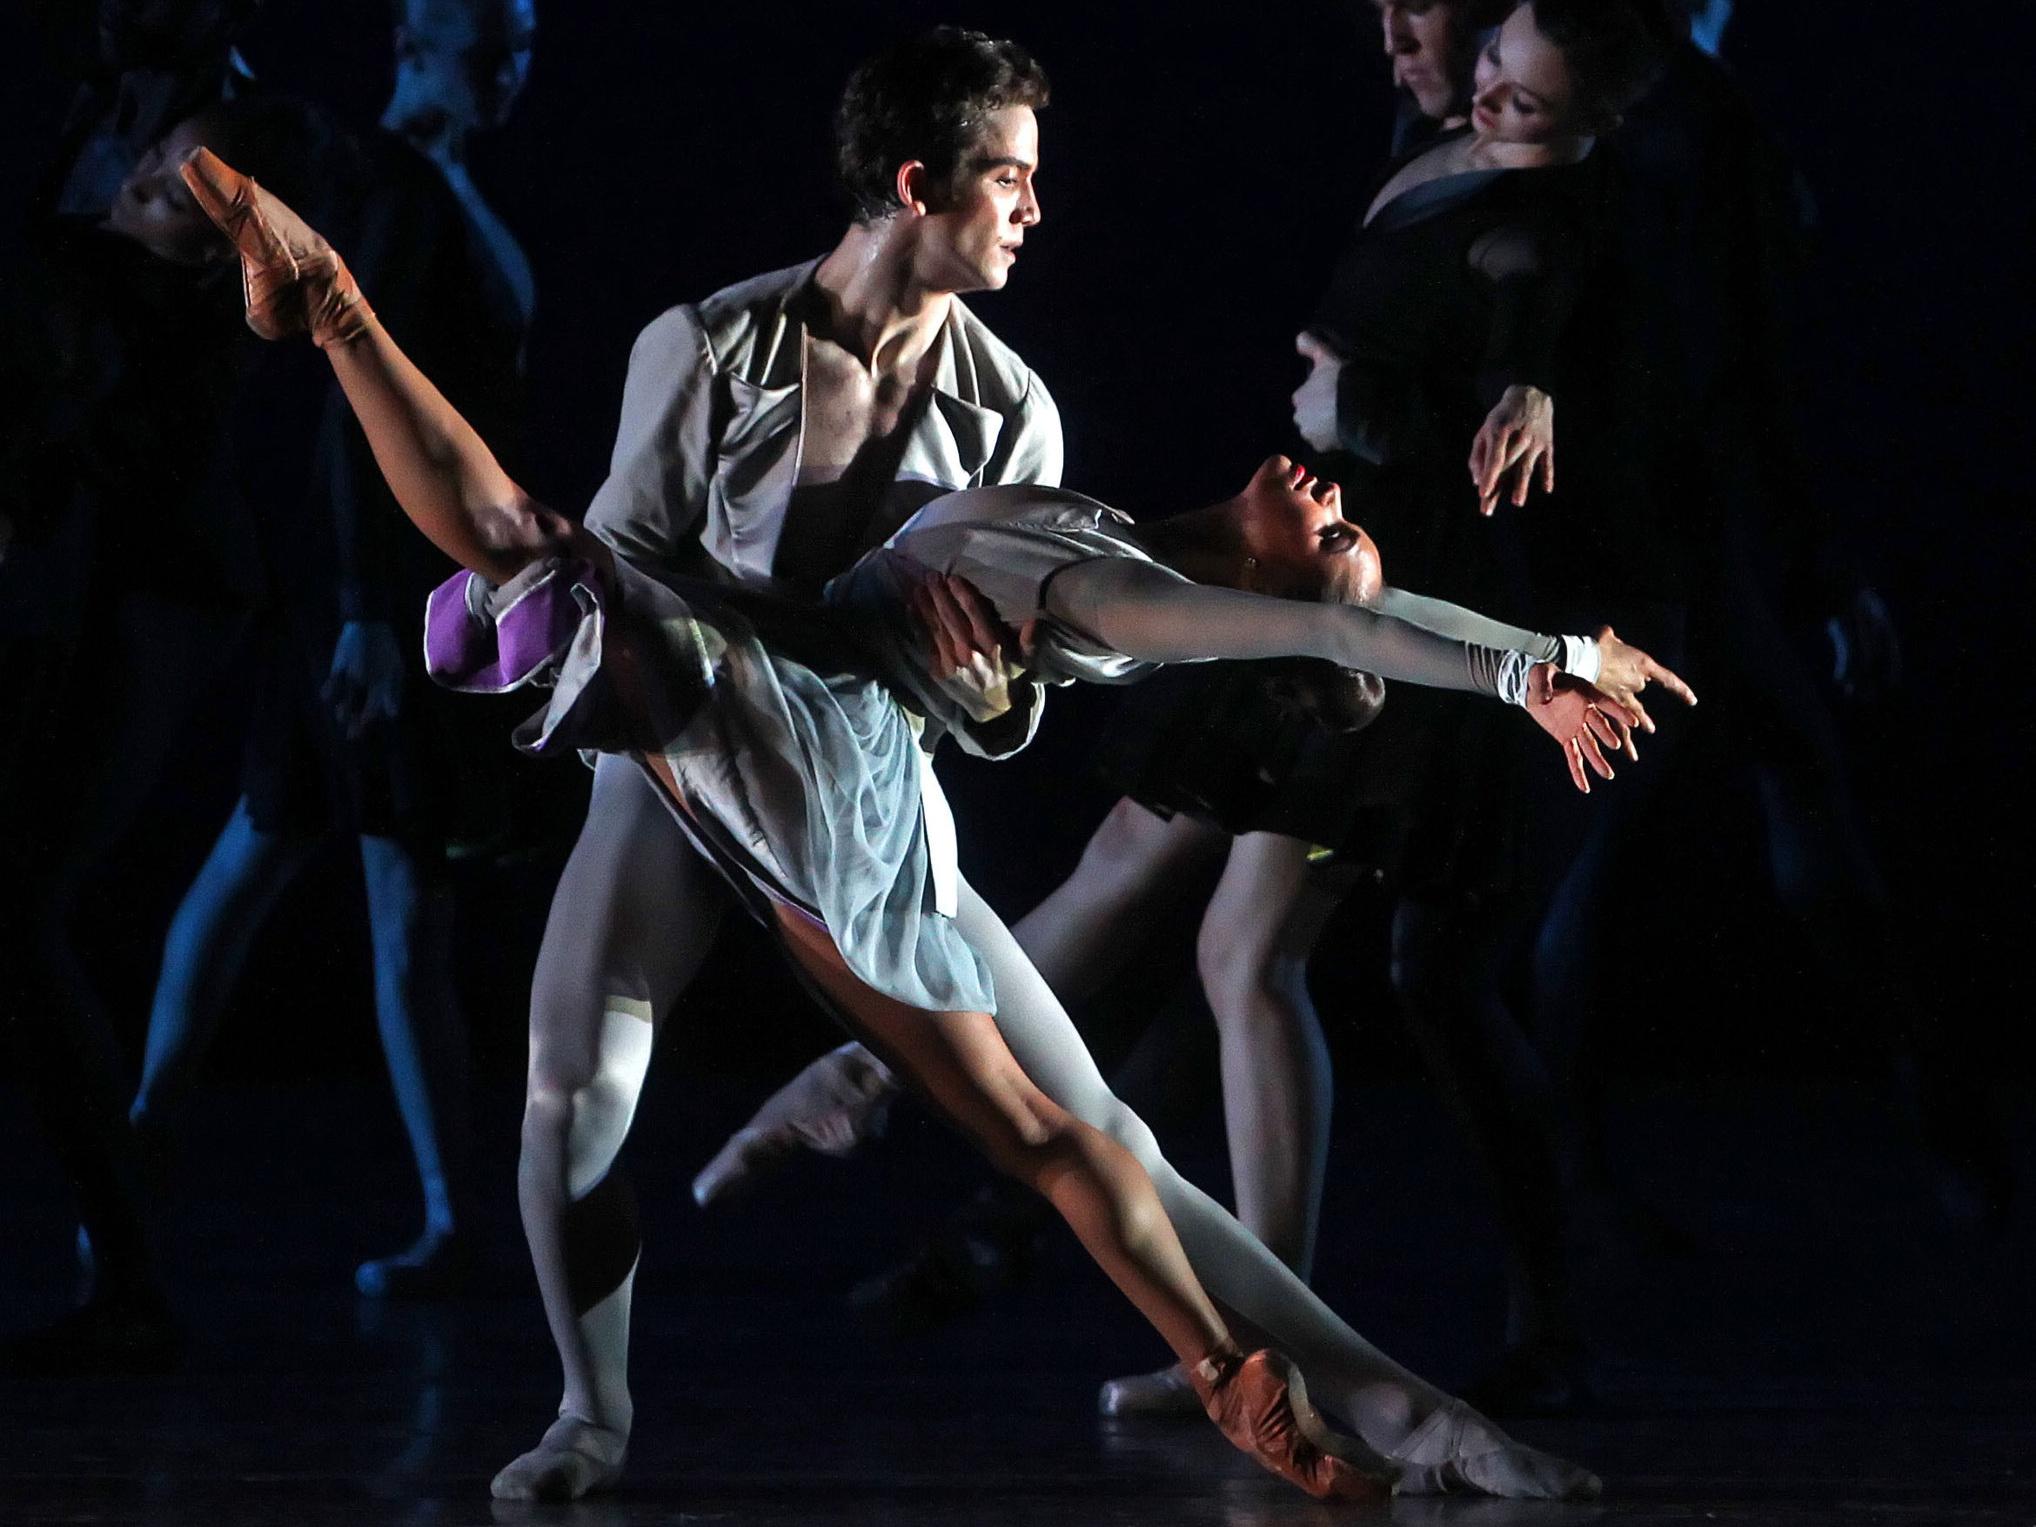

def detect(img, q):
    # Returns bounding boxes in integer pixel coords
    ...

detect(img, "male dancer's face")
[912,106,1042,296]
[1372,0,1481,121]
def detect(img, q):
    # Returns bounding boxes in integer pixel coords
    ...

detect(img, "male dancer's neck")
[813,220,954,376]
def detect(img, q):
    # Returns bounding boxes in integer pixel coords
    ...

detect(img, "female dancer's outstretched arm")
[179,147,599,587]
[1048,557,1691,788]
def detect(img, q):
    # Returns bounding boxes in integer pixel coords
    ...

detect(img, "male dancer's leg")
[492,754,730,1503]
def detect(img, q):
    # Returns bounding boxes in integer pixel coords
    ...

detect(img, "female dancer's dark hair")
[1525,0,1671,128]
[834,26,1051,222]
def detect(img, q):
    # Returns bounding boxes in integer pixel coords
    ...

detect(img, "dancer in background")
[128,0,539,1300]
[0,96,319,1373]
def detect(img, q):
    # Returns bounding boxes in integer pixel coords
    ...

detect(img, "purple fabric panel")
[422,560,599,694]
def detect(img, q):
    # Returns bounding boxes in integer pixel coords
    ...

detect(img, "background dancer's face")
[1469,3,1580,144]
[912,106,1041,295]
[1373,0,1482,121]
[102,116,229,266]
[1234,455,1385,605]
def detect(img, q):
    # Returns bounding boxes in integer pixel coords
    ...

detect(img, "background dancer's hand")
[1524,665,1632,794]
[1291,332,1345,454]
[1469,385,1555,516]
[323,619,405,741]
[1589,626,1698,746]
[905,565,1035,720]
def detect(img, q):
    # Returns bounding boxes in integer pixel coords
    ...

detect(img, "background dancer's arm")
[325,324,605,587]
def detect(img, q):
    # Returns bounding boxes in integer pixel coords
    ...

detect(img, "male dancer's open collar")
[675,258,1013,587]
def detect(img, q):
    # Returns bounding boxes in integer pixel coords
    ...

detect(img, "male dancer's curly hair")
[834,26,1049,224]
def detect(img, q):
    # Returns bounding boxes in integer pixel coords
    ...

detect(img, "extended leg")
[951,878,1597,1499]
[491,756,730,1502]
[354,833,473,1295]
[769,904,1384,1503]
[691,797,1223,1206]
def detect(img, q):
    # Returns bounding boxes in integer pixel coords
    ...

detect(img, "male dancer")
[689,0,1530,1415]
[489,27,1059,1502]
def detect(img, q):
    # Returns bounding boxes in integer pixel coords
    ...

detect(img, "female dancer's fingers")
[907,576,960,675]
[1565,736,1590,794]
[1582,703,1628,757]
[1541,437,1556,497]
[1576,725,1615,782]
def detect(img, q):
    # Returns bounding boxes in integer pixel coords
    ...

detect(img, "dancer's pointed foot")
[692,1042,898,1207]
[489,1415,627,1502]
[1389,1397,1601,1500]
[1191,1348,1392,1502]
[177,146,374,347]
[355,1229,473,1300]
[1098,1361,1203,1419]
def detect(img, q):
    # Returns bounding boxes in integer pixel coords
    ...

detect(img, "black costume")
[1104,129,1599,880]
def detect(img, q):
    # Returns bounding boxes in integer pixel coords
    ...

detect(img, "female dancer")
[178,146,1689,1503]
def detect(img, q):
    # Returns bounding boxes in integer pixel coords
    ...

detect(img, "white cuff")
[1559,634,1601,685]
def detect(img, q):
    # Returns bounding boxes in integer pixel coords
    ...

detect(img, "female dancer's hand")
[1523,664,1632,794]
[1469,385,1554,516]
[1590,626,1698,745]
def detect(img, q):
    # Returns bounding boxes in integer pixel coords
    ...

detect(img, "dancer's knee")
[1196,918,1308,1026]
[524,994,656,1194]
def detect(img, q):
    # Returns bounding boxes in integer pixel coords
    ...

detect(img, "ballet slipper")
[1387,1396,1602,1500]
[691,1042,898,1207]
[177,146,374,348]
[1190,1347,1393,1502]
[1097,1361,1203,1419]
[489,1414,628,1502]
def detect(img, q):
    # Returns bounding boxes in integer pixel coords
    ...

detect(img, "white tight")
[525,762,1442,1439]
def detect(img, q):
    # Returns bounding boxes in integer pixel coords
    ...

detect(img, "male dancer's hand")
[905,566,1036,720]
[1589,626,1697,747]
[1292,333,1345,454]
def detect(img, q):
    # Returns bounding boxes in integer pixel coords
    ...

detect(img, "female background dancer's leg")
[491,756,730,1501]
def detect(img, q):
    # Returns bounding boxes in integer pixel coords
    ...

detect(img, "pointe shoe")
[1098,1361,1203,1419]
[177,146,374,347]
[1189,1347,1393,1502]
[489,1415,628,1502]
[691,1042,899,1207]
[1388,1396,1602,1500]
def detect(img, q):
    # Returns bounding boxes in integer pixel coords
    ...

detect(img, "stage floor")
[4,1076,2031,1525]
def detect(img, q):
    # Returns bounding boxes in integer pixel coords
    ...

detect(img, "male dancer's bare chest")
[772,335,933,593]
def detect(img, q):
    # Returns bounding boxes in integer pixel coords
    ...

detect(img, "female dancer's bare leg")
[949,877,1599,1499]
[766,899,1385,1503]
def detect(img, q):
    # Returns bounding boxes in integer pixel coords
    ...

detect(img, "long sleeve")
[1046,558,1583,706]
[1371,585,1599,681]
[582,305,720,575]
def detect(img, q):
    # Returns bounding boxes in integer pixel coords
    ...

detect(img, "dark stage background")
[2,0,2031,1256]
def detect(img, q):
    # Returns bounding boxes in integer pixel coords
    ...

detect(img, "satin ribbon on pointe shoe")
[178,146,375,348]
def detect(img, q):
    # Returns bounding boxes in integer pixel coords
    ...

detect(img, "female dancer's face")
[1239,455,1384,605]
[1469,3,1580,144]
